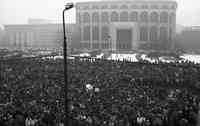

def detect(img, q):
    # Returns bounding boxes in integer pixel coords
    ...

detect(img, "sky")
[0,0,199,26]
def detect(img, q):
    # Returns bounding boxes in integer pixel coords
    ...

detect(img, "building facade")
[4,24,78,50]
[176,26,200,50]
[76,0,177,51]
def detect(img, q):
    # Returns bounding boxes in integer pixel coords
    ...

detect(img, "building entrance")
[116,29,132,50]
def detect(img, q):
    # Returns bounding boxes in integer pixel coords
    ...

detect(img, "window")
[150,26,158,41]
[141,5,148,9]
[169,13,175,24]
[131,5,139,9]
[160,27,168,41]
[111,5,118,9]
[120,5,128,9]
[111,12,119,22]
[140,26,148,41]
[162,5,169,9]
[92,5,99,9]
[101,26,109,41]
[83,26,90,41]
[92,12,99,23]
[171,5,176,9]
[160,12,168,23]
[83,6,90,10]
[101,5,108,9]
[130,11,138,22]
[140,11,148,22]
[120,11,128,22]
[77,13,81,24]
[150,12,159,23]
[101,12,109,23]
[93,43,99,49]
[92,26,99,41]
[83,12,90,23]
[151,5,159,9]
[169,28,172,41]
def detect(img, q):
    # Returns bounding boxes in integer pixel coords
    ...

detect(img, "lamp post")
[62,3,74,126]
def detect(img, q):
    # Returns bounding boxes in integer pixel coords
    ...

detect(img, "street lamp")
[62,2,74,126]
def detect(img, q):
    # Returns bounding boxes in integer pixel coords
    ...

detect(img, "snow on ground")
[96,53,104,59]
[107,53,138,62]
[108,53,200,64]
[180,54,200,64]
[159,56,176,63]
[141,54,157,63]
[36,52,200,64]
[79,53,91,57]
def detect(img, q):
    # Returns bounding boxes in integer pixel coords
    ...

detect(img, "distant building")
[4,24,80,50]
[177,26,200,50]
[28,18,55,24]
[76,0,177,51]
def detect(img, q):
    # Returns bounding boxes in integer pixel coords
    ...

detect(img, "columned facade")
[76,0,177,51]
[4,24,76,50]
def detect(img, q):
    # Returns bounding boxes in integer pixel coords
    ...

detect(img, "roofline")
[4,23,76,27]
[76,0,178,5]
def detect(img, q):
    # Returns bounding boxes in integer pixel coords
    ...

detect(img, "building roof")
[101,0,175,1]
[76,0,177,5]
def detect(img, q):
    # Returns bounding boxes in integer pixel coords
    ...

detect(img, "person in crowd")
[1,50,200,126]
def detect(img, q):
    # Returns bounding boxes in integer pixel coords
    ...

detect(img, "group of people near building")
[0,51,200,126]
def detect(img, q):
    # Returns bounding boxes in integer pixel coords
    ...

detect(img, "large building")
[2,0,177,52]
[76,0,177,51]
[3,24,80,50]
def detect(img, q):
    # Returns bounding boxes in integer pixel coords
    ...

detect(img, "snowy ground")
[4,50,200,64]
[180,54,200,64]
[43,53,200,64]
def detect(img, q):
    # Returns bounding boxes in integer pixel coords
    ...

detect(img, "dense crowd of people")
[0,53,200,126]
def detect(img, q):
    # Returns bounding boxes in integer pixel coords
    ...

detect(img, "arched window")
[171,5,176,9]
[101,5,108,9]
[92,12,99,23]
[111,12,119,22]
[169,28,172,41]
[169,13,175,24]
[140,26,148,41]
[120,5,128,9]
[101,12,109,23]
[141,5,148,9]
[92,5,99,9]
[77,13,81,24]
[83,12,90,23]
[140,11,148,22]
[150,12,159,23]
[131,5,139,9]
[160,12,168,23]
[111,5,118,9]
[120,11,128,22]
[83,26,90,41]
[160,27,168,41]
[92,26,99,41]
[151,5,159,9]
[101,26,109,41]
[150,26,158,41]
[162,5,169,9]
[130,11,138,22]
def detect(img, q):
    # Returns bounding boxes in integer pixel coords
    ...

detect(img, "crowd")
[0,55,200,126]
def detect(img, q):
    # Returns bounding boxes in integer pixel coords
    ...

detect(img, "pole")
[62,3,74,126]
[62,8,68,126]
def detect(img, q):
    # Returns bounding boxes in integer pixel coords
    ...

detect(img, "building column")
[99,25,102,50]
[89,13,92,50]
[21,32,24,48]
[16,32,19,48]
[99,12,102,50]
